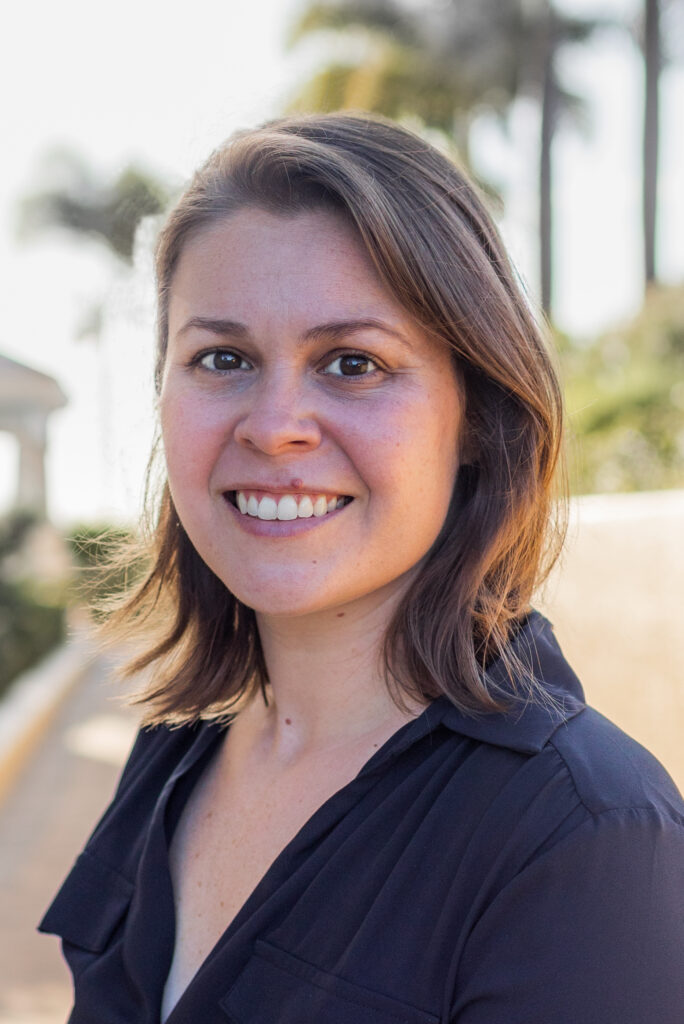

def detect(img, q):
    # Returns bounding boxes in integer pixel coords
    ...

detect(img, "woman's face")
[160,207,464,619]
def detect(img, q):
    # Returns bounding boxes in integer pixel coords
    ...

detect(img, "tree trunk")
[643,0,661,285]
[539,32,557,320]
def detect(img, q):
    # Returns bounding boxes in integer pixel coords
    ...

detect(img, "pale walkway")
[0,654,139,1024]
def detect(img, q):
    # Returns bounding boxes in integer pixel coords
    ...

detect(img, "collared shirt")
[39,612,684,1023]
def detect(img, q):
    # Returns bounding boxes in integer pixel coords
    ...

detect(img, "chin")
[236,592,341,620]
[218,572,341,619]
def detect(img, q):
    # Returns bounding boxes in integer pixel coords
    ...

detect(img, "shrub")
[66,522,146,616]
[560,285,684,494]
[0,512,67,699]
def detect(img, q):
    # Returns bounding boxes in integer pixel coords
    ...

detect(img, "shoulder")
[451,714,684,1023]
[443,647,684,1020]
[519,708,684,884]
[486,609,682,823]
[435,609,684,850]
[549,704,684,821]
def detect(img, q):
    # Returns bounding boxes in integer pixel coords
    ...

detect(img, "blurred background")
[0,1,682,1020]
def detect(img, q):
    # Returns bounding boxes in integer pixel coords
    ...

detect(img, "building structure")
[0,354,67,518]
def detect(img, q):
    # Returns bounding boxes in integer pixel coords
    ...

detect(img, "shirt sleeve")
[450,806,684,1024]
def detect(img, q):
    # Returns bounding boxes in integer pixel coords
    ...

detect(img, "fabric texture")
[39,611,684,1023]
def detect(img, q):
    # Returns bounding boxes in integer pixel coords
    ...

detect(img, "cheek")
[381,390,461,496]
[160,389,226,498]
[344,397,460,563]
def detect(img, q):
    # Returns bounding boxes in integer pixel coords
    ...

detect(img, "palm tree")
[18,148,171,264]
[288,0,600,321]
[289,0,520,169]
[17,151,172,508]
[642,0,661,285]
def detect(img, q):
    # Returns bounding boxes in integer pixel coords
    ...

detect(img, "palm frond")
[287,0,416,49]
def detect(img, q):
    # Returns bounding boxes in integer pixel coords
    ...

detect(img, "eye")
[198,350,251,372]
[322,353,379,377]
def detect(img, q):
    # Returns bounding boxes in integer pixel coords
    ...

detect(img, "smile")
[227,490,353,522]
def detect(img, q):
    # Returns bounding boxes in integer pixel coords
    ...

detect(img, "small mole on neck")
[285,718,292,725]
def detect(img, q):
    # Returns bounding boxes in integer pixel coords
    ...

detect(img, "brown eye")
[199,350,249,372]
[324,354,378,377]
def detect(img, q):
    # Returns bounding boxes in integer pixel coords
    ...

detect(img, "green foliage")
[0,517,147,699]
[66,523,147,616]
[561,285,684,493]
[19,151,172,264]
[0,512,66,699]
[289,38,487,135]
[0,510,36,558]
[288,0,417,48]
[287,0,601,162]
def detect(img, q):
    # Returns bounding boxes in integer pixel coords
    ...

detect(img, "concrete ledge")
[570,487,684,525]
[0,629,96,805]
[539,488,684,792]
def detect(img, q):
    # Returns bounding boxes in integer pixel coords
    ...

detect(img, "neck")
[252,582,425,761]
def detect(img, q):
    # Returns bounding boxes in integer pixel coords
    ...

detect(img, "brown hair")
[108,112,566,723]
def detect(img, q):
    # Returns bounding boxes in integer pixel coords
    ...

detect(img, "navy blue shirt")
[40,612,684,1023]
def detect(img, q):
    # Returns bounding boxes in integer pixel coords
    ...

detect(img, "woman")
[40,113,684,1023]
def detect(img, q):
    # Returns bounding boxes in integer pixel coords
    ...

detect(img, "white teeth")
[235,490,350,521]
[297,495,314,518]
[276,495,298,521]
[258,496,278,520]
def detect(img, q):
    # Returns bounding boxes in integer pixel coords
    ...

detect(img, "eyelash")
[190,348,384,379]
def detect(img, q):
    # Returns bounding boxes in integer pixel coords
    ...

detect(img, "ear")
[459,437,476,467]
[457,411,479,467]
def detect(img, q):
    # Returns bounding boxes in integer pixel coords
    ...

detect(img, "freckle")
[220,901,225,907]
[337,612,345,618]
[285,718,292,725]
[312,559,317,564]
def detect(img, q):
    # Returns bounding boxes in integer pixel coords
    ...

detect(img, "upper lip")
[225,484,351,497]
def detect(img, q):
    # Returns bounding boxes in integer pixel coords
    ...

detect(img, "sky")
[0,0,682,524]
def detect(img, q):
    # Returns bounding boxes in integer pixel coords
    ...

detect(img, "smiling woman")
[39,114,684,1024]
[160,207,463,622]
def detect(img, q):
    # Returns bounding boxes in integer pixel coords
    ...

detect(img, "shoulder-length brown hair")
[107,112,566,724]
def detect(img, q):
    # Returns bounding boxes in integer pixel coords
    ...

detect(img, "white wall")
[537,489,684,792]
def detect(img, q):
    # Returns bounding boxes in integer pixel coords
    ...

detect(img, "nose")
[233,374,322,456]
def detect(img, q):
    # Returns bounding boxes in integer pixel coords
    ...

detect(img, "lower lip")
[223,495,351,537]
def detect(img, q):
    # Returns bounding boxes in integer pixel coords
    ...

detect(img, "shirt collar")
[373,611,585,764]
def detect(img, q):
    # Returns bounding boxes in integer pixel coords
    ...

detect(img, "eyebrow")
[176,315,411,349]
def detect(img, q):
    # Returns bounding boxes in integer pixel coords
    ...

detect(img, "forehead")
[168,207,404,327]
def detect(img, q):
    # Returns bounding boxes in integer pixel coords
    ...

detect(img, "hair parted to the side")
[106,112,566,724]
